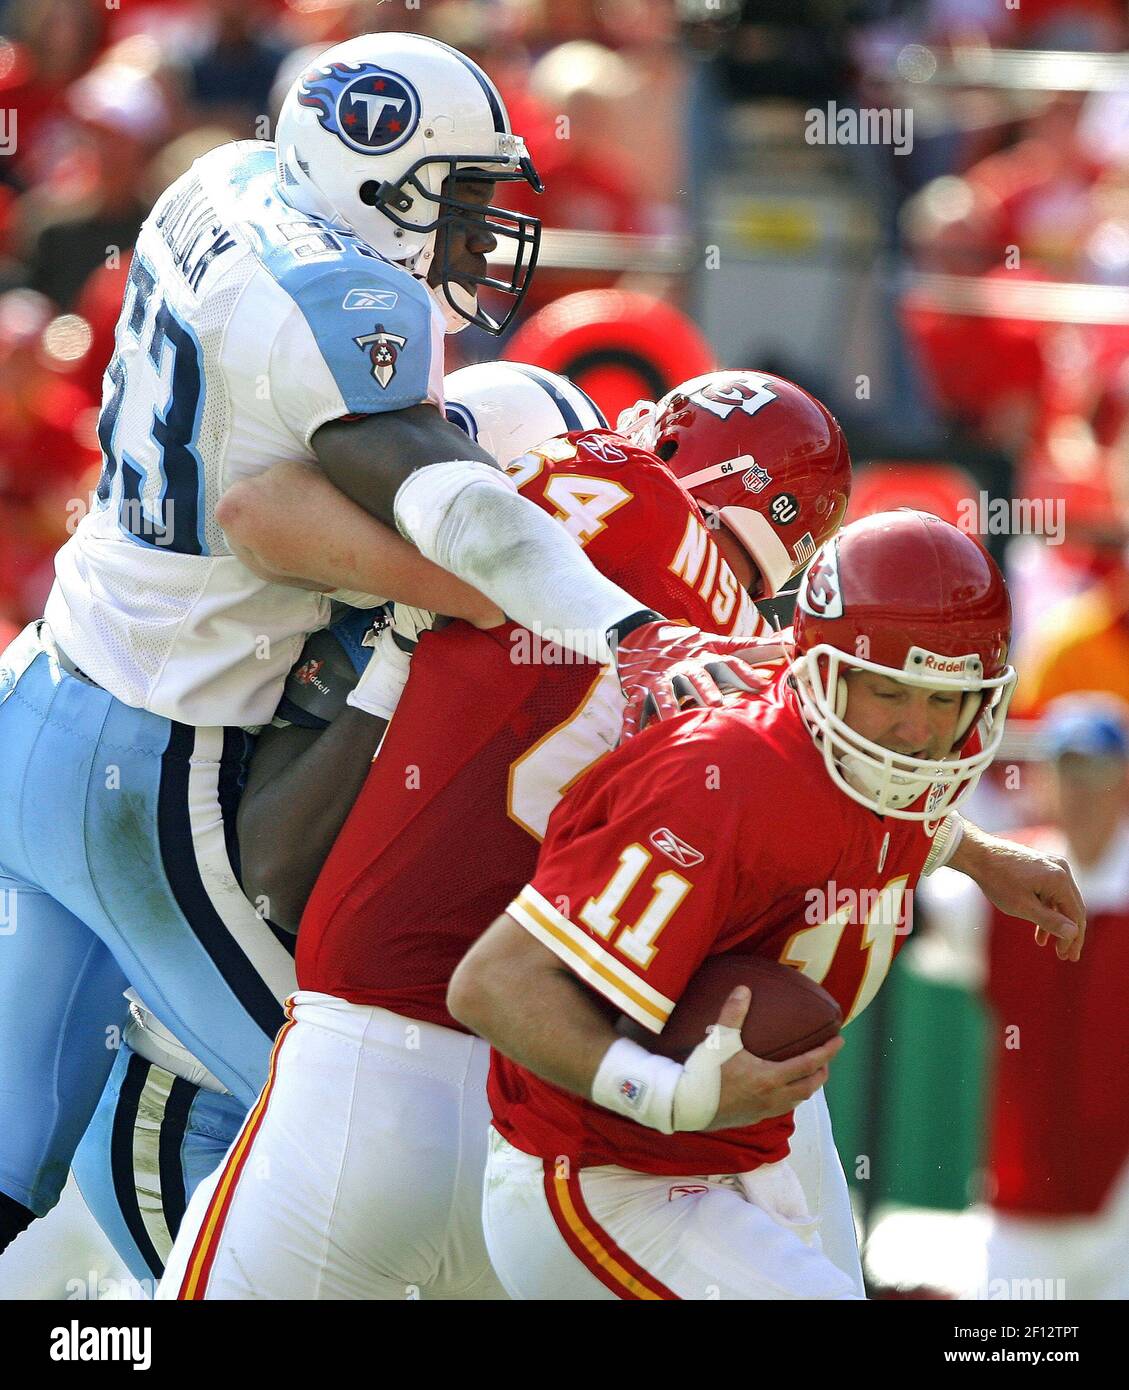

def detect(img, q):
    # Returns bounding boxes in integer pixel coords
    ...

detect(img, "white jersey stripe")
[185,727,297,1005]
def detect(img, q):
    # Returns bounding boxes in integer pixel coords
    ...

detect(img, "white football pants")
[981,1156,1129,1300]
[157,992,507,1300]
[481,1093,865,1301]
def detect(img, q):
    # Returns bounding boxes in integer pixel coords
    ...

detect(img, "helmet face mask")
[790,642,1017,822]
[363,160,541,334]
[789,511,1017,822]
[275,35,543,336]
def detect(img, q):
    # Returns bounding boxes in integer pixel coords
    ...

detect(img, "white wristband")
[590,1038,683,1134]
[345,625,412,721]
[923,813,965,875]
[591,1025,746,1135]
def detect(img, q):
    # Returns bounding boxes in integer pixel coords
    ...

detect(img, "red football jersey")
[297,430,767,1024]
[488,674,937,1176]
[985,826,1129,1217]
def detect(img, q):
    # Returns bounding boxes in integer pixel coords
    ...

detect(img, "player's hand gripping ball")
[619,955,843,1062]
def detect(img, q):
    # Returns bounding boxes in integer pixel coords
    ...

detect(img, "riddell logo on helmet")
[923,654,965,674]
[906,647,982,678]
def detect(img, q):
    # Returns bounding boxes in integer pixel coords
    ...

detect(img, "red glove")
[613,621,784,739]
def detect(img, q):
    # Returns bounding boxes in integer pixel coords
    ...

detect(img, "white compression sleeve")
[393,460,645,662]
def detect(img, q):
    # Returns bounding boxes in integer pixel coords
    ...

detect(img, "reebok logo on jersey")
[668,1184,709,1201]
[342,288,399,310]
[582,434,628,464]
[649,828,704,868]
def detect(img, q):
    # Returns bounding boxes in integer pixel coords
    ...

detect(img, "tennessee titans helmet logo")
[297,62,421,156]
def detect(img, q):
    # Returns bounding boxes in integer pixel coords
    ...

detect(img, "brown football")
[618,954,842,1062]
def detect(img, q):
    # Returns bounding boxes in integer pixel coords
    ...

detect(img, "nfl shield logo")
[619,1078,644,1105]
[741,463,771,494]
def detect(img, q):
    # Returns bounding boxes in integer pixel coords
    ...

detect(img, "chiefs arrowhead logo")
[649,827,704,868]
[797,540,843,619]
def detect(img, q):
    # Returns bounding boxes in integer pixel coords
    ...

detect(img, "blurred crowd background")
[1,0,1129,1298]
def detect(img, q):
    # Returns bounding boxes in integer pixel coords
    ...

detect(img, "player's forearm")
[395,465,646,661]
[223,531,329,591]
[313,405,647,655]
[448,915,618,1094]
[238,710,386,933]
[217,462,501,625]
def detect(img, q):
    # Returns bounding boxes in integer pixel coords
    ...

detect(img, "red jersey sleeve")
[504,431,763,640]
[506,719,755,1034]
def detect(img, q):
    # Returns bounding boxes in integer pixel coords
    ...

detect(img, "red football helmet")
[789,510,1016,820]
[619,370,851,599]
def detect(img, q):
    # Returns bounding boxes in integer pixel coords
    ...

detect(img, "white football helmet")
[443,361,607,465]
[275,32,542,334]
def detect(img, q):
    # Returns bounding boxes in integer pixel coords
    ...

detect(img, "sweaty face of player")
[429,177,498,296]
[840,670,964,760]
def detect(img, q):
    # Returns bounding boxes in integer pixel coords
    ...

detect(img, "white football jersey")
[46,140,446,728]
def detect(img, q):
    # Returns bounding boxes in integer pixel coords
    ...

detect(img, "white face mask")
[837,747,941,812]
[789,643,1018,822]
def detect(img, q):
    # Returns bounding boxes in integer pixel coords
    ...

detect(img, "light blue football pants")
[0,624,295,1215]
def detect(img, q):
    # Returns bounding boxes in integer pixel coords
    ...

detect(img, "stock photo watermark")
[805,103,913,157]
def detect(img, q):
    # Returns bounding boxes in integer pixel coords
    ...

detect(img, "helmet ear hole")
[358,181,381,207]
[656,440,677,462]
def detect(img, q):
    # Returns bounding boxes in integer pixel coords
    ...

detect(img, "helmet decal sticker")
[769,492,799,525]
[792,531,817,566]
[444,399,478,441]
[298,62,421,156]
[690,375,779,421]
[797,541,843,618]
[741,462,771,493]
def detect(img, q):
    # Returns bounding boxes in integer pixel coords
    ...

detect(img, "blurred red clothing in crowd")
[901,266,1047,435]
[0,287,100,626]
